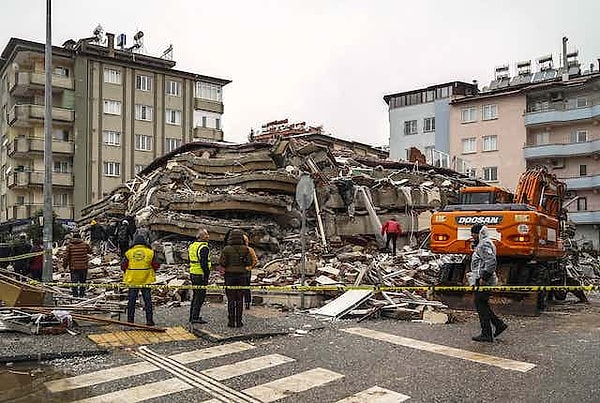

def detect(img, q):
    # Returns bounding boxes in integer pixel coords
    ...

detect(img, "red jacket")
[381,220,401,235]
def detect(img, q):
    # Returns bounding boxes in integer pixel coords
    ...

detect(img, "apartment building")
[384,81,478,166]
[448,48,600,248]
[523,74,600,248]
[0,33,230,223]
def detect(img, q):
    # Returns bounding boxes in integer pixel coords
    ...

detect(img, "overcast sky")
[2,0,600,145]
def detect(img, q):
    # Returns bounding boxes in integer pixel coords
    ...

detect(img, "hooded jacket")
[219,230,253,274]
[469,226,498,286]
[121,236,159,286]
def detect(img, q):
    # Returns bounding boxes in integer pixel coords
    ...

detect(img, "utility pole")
[42,0,53,291]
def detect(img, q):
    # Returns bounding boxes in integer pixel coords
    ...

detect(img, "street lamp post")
[42,0,53,293]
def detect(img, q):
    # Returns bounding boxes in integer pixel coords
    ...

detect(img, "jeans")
[474,291,503,337]
[225,273,246,326]
[70,270,88,297]
[127,287,153,324]
[190,272,208,322]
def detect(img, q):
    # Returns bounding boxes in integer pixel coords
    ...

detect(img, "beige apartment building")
[449,55,600,249]
[0,35,230,224]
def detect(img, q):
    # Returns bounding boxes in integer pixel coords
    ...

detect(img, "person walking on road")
[189,229,211,325]
[469,224,507,342]
[243,234,258,310]
[122,234,159,326]
[63,232,91,298]
[381,217,402,255]
[219,229,253,328]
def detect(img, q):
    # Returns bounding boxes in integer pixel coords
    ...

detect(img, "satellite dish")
[295,175,315,211]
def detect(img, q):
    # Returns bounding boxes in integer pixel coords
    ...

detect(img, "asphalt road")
[3,297,599,403]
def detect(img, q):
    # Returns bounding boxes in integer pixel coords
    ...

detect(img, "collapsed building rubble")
[42,138,593,321]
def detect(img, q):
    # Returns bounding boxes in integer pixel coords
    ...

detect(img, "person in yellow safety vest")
[242,234,258,310]
[121,234,159,326]
[189,229,211,324]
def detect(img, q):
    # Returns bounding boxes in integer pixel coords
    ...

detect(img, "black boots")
[472,334,493,342]
[494,322,508,337]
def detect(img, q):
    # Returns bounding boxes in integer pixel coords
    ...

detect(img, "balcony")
[523,138,600,159]
[193,126,224,141]
[7,137,74,157]
[9,71,74,96]
[8,104,75,127]
[193,97,224,114]
[9,204,73,220]
[563,174,600,191]
[524,102,600,126]
[568,210,600,225]
[6,171,73,188]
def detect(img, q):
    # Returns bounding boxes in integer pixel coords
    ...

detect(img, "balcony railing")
[524,99,600,126]
[9,203,74,220]
[9,71,74,95]
[523,138,600,159]
[7,137,74,157]
[193,126,224,141]
[6,171,74,188]
[562,174,600,191]
[8,104,75,126]
[193,97,224,114]
[567,210,600,225]
[426,148,451,169]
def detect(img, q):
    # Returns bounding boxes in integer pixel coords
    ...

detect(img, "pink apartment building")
[449,57,600,249]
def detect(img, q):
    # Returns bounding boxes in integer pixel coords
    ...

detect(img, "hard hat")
[91,219,97,225]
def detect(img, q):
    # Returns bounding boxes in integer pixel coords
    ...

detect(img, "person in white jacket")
[469,224,507,342]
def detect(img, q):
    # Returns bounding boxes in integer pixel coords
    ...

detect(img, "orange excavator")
[430,166,570,315]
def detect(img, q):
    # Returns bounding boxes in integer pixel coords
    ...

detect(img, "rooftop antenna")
[160,44,173,60]
[128,30,144,53]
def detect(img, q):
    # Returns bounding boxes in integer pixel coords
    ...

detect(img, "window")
[102,130,121,146]
[16,195,26,205]
[425,90,435,102]
[482,135,498,151]
[194,82,222,101]
[103,68,121,84]
[423,117,435,132]
[103,99,121,115]
[580,165,587,176]
[215,118,221,130]
[570,130,588,143]
[166,80,181,96]
[135,164,147,175]
[53,160,70,173]
[136,74,152,91]
[202,116,207,128]
[466,168,477,178]
[461,107,477,123]
[576,97,589,108]
[535,132,549,145]
[53,129,69,141]
[135,104,153,121]
[135,134,153,151]
[53,66,69,77]
[103,161,121,177]
[404,120,417,135]
[165,138,182,153]
[483,167,498,182]
[53,193,69,207]
[165,109,182,125]
[482,104,498,120]
[577,197,587,211]
[462,137,477,153]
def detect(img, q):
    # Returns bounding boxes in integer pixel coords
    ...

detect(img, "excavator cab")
[459,186,514,205]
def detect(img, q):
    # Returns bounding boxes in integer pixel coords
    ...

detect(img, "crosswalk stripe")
[343,327,536,372]
[241,368,344,403]
[45,341,255,393]
[73,378,193,403]
[201,354,295,381]
[336,386,411,402]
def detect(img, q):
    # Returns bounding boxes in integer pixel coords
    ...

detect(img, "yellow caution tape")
[28,281,600,292]
[0,251,44,262]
